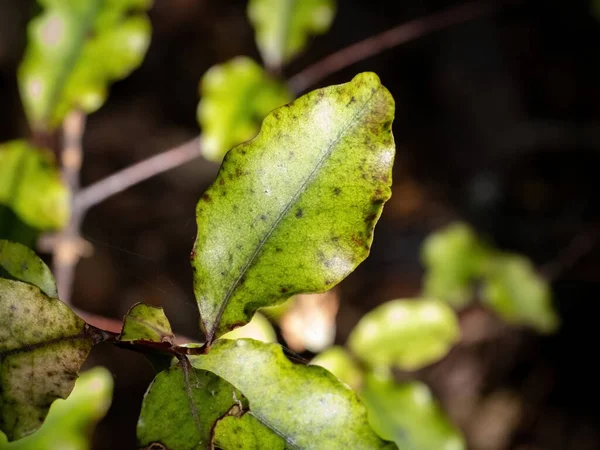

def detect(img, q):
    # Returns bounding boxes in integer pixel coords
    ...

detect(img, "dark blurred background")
[3,0,600,448]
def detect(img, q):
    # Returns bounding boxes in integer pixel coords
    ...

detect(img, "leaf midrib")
[207,86,381,341]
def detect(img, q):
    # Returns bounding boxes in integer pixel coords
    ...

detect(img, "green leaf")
[137,363,244,450]
[119,303,174,344]
[421,222,490,307]
[0,240,57,298]
[221,312,277,343]
[0,141,69,231]
[0,279,93,441]
[247,0,336,68]
[192,339,396,449]
[361,374,465,450]
[197,57,292,162]
[482,254,559,333]
[348,299,460,371]
[18,0,152,130]
[0,367,113,450]
[214,414,286,450]
[310,346,363,390]
[192,72,395,342]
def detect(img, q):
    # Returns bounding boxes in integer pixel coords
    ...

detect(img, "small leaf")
[119,303,174,344]
[1,367,113,450]
[214,414,286,450]
[197,57,292,162]
[192,339,396,449]
[18,0,152,130]
[348,299,460,371]
[421,222,490,307]
[361,374,465,450]
[311,345,363,390]
[221,312,277,343]
[0,141,69,231]
[248,0,336,68]
[192,72,395,342]
[137,363,244,450]
[0,279,93,441]
[0,240,57,298]
[482,254,559,333]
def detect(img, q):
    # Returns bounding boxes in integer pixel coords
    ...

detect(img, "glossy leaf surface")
[137,364,243,450]
[482,254,559,333]
[421,222,490,307]
[248,0,336,68]
[192,72,395,342]
[0,240,57,298]
[0,367,113,450]
[192,339,396,449]
[0,141,69,231]
[214,414,286,450]
[19,0,152,130]
[348,299,460,371]
[198,57,292,162]
[0,279,92,441]
[361,375,465,450]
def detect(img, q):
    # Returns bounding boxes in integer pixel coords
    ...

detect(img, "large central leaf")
[191,72,395,342]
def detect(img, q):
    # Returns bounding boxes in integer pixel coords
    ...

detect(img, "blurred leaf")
[221,312,277,343]
[482,254,559,333]
[0,140,69,231]
[421,222,490,307]
[119,303,174,344]
[19,0,152,130]
[248,0,336,68]
[348,299,460,371]
[197,57,292,162]
[280,291,339,353]
[214,414,286,450]
[192,72,395,342]
[137,363,244,450]
[361,375,465,450]
[311,345,363,390]
[1,367,113,450]
[0,206,39,248]
[0,278,93,441]
[192,339,396,449]
[0,240,57,297]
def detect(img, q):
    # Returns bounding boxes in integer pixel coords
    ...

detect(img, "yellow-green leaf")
[361,374,465,450]
[192,339,396,449]
[192,72,395,342]
[0,240,57,298]
[0,141,69,231]
[197,57,292,162]
[0,367,113,450]
[482,254,559,333]
[248,0,336,68]
[18,0,152,130]
[119,303,174,344]
[348,299,460,371]
[137,363,244,450]
[311,345,363,390]
[421,222,491,307]
[221,312,277,343]
[214,414,286,450]
[0,279,93,441]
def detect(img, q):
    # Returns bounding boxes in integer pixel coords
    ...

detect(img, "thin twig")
[288,0,501,94]
[53,111,87,303]
[539,231,598,281]
[75,136,202,213]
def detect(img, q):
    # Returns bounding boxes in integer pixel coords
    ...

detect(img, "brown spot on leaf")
[295,208,304,218]
[202,193,211,203]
